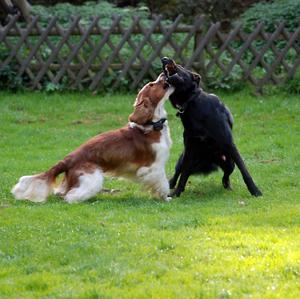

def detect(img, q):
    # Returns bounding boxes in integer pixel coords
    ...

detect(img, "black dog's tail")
[230,144,263,196]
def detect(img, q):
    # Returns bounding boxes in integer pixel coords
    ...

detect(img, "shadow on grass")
[10,180,243,208]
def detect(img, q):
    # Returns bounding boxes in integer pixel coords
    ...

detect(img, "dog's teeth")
[164,66,169,76]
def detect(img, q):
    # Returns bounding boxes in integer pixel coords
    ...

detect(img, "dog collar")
[175,98,195,116]
[145,118,167,131]
[129,118,167,133]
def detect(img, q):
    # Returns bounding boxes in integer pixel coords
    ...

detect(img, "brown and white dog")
[11,73,174,203]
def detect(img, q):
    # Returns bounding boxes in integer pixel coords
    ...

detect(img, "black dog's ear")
[191,72,201,85]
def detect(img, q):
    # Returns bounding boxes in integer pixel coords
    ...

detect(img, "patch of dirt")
[15,117,47,124]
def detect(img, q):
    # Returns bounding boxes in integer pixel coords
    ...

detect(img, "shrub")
[0,65,24,91]
[282,70,300,94]
[206,64,247,92]
[31,1,151,27]
[240,0,300,32]
[0,47,25,91]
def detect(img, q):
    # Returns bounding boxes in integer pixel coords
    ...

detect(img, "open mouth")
[161,57,177,77]
[164,63,177,76]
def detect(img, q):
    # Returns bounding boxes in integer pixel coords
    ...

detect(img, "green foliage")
[282,70,300,94]
[1,91,300,298]
[0,47,24,90]
[31,1,151,27]
[0,65,24,91]
[240,0,300,32]
[206,63,246,92]
[44,82,64,92]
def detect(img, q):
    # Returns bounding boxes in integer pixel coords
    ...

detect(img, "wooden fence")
[0,15,299,92]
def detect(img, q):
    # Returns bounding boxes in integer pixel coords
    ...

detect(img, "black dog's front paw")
[251,188,263,197]
[170,188,183,197]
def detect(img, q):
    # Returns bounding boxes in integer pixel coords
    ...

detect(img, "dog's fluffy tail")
[11,160,67,203]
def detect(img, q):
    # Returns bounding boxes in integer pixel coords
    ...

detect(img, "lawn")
[0,90,299,299]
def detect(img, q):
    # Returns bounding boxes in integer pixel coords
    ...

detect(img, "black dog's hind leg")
[201,121,262,197]
[219,156,235,190]
[169,153,183,189]
[229,144,262,196]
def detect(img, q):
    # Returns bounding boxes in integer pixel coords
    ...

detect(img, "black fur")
[161,57,262,197]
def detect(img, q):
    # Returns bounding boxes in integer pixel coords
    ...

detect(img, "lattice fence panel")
[0,16,299,92]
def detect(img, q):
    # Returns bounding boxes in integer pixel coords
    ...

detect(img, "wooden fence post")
[193,25,207,83]
[190,16,206,82]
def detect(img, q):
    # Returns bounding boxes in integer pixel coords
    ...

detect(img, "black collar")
[173,88,201,117]
[175,97,195,116]
[145,118,167,131]
[129,118,167,134]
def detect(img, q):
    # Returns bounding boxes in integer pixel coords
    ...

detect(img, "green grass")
[0,90,299,299]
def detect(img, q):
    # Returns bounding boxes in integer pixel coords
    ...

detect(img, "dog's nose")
[161,57,172,65]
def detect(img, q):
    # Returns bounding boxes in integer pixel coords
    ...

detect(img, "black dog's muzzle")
[161,57,177,77]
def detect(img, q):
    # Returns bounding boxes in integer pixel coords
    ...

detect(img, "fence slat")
[17,17,58,77]
[206,24,242,72]
[90,16,141,90]
[53,16,97,84]
[246,23,286,84]
[186,22,220,69]
[130,15,183,90]
[75,16,122,87]
[111,15,163,89]
[178,16,205,66]
[223,23,264,77]
[113,17,145,84]
[32,18,80,88]
[260,25,300,87]
[1,16,39,70]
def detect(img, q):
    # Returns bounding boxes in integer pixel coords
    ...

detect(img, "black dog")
[161,57,262,197]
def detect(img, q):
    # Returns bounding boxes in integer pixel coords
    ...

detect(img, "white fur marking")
[152,86,174,122]
[136,84,174,201]
[64,169,103,204]
[137,121,172,201]
[11,175,51,203]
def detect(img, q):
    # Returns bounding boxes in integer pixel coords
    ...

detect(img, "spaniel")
[11,73,174,203]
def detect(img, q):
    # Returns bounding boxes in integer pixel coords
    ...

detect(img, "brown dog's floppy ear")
[191,72,201,85]
[129,96,154,125]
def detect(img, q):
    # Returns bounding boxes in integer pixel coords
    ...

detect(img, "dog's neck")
[128,118,167,134]
[169,88,201,113]
[129,90,171,134]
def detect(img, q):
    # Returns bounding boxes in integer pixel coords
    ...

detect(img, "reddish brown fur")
[129,78,169,125]
[42,75,168,192]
